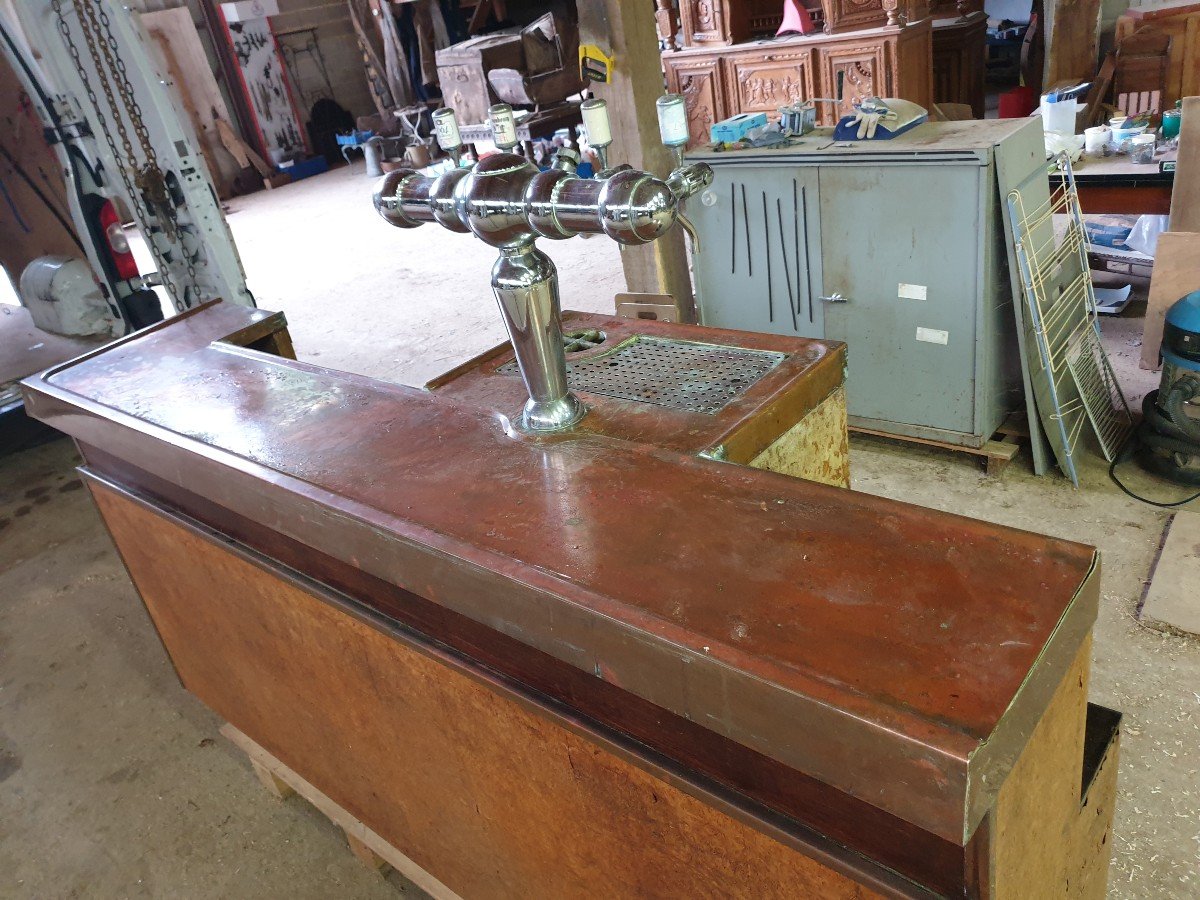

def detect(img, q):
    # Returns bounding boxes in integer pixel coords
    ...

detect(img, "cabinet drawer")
[723,49,817,116]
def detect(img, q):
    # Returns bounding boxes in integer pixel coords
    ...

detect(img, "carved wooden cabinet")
[677,0,891,45]
[725,45,818,114]
[663,20,934,144]
[930,12,986,117]
[663,57,729,148]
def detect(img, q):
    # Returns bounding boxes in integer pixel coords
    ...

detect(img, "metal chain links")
[52,0,197,312]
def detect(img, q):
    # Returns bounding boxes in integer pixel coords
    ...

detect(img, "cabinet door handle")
[820,293,848,303]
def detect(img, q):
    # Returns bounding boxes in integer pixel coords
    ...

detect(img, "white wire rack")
[1006,154,1133,486]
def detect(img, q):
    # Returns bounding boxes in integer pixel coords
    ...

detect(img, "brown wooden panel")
[663,55,728,149]
[90,480,890,900]
[78,450,964,896]
[932,15,986,118]
[818,42,889,120]
[824,0,888,35]
[725,46,818,116]
[678,0,750,47]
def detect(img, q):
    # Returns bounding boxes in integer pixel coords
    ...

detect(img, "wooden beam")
[578,1,697,322]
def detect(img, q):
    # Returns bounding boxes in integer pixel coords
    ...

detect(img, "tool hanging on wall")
[578,44,613,84]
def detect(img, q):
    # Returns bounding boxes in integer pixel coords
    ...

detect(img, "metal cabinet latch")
[820,292,848,303]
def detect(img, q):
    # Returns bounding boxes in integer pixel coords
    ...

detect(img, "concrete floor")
[2,164,1198,898]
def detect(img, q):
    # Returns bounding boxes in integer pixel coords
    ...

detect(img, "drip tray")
[497,336,786,415]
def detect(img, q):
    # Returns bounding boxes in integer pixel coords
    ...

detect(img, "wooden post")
[578,2,697,322]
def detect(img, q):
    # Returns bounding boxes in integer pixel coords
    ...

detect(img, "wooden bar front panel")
[89,480,887,899]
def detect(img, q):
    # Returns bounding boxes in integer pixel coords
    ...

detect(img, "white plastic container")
[1083,125,1110,154]
[1130,133,1156,164]
[1040,98,1079,135]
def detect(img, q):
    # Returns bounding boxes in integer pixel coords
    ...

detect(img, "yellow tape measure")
[579,44,614,84]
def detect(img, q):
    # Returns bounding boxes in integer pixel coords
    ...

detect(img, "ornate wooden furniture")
[1116,2,1200,112]
[678,0,893,42]
[662,0,987,145]
[931,11,987,117]
[664,20,935,142]
[22,300,1118,897]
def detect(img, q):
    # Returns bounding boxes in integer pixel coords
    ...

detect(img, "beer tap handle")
[432,107,463,168]
[656,94,690,170]
[581,98,612,174]
[488,103,520,152]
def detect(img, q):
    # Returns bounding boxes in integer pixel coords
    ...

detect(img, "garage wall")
[130,0,373,130]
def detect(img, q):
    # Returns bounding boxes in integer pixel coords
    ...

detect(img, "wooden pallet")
[220,723,460,899]
[850,415,1026,477]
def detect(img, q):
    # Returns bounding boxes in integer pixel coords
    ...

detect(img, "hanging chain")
[52,0,198,311]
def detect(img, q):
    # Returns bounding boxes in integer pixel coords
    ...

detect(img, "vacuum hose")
[1110,376,1200,505]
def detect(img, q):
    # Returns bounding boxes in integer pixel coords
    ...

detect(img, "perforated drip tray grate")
[497,336,786,415]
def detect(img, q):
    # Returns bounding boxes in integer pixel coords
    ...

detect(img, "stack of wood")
[1080,2,1199,128]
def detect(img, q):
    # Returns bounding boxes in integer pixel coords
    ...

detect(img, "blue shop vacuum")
[1112,290,1200,503]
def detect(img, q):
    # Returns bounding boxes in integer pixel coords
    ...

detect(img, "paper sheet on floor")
[1095,285,1133,315]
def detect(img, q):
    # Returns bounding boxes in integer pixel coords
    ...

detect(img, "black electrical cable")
[1109,390,1200,508]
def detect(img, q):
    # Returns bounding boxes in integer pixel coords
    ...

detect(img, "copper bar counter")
[21,301,1118,898]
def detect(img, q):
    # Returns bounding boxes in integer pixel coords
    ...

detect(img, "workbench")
[22,301,1119,898]
[1054,150,1178,216]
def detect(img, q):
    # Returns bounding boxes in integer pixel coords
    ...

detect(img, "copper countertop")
[426,310,846,463]
[22,301,1098,846]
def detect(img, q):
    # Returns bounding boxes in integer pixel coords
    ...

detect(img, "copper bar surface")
[21,301,1099,847]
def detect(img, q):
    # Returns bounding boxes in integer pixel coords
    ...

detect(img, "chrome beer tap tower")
[373,97,712,432]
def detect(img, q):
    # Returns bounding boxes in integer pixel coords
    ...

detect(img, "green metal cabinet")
[689,119,1042,449]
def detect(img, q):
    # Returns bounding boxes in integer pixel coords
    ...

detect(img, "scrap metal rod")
[741,183,751,278]
[797,180,814,323]
[762,191,773,323]
[730,181,736,275]
[777,197,798,331]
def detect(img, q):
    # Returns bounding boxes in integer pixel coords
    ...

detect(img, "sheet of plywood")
[0,48,80,281]
[1045,0,1103,85]
[1140,232,1200,370]
[1140,511,1200,636]
[139,8,238,197]
[1168,96,1200,233]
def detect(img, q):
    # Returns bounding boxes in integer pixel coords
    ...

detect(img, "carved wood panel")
[818,44,889,119]
[664,57,728,148]
[725,49,818,116]
[823,0,889,34]
[679,0,736,47]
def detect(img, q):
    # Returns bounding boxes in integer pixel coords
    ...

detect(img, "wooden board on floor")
[0,305,105,388]
[1139,232,1200,370]
[1168,96,1200,233]
[1139,510,1200,636]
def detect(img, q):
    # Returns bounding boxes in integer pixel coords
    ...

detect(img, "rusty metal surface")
[21,301,1099,846]
[428,310,847,464]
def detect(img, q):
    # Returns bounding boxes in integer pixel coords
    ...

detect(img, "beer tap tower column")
[373,98,713,432]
